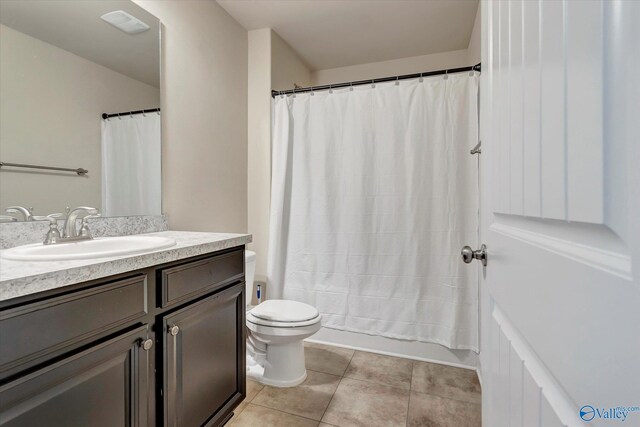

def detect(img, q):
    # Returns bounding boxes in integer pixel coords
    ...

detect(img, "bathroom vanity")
[0,231,251,427]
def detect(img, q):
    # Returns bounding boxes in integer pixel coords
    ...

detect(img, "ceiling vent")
[100,10,149,34]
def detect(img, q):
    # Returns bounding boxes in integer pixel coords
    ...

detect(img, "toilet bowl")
[244,252,321,387]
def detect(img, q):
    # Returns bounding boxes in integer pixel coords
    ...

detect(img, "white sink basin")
[1,235,177,261]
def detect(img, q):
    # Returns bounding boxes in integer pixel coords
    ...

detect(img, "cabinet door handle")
[140,339,154,351]
[169,325,180,336]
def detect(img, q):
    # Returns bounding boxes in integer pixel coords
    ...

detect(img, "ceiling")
[217,0,479,71]
[0,0,160,87]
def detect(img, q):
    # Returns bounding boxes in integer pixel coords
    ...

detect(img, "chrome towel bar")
[0,161,88,176]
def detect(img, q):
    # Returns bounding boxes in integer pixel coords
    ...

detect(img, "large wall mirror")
[0,0,161,222]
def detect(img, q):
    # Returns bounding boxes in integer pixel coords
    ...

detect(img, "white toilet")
[244,251,321,387]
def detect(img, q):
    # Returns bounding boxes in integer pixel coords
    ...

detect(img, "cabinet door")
[163,282,245,427]
[0,326,150,427]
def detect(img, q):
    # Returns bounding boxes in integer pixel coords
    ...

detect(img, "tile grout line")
[248,401,323,424]
[317,348,356,426]
[409,389,482,406]
[230,379,265,422]
[405,360,415,427]
[410,360,482,405]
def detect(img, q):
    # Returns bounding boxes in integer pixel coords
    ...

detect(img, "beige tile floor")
[229,342,481,427]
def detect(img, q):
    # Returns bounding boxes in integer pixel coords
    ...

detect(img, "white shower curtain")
[268,72,479,351]
[101,113,161,217]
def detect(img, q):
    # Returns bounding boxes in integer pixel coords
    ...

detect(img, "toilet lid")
[249,299,319,323]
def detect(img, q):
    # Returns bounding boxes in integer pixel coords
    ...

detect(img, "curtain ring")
[395,76,399,86]
[350,82,353,91]
[443,69,449,80]
[329,84,333,94]
[130,112,134,119]
[371,79,375,88]
[419,72,423,83]
[117,113,122,120]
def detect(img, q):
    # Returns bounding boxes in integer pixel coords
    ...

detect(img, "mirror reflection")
[0,0,161,222]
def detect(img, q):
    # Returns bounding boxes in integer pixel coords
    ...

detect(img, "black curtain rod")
[102,108,160,120]
[271,63,481,97]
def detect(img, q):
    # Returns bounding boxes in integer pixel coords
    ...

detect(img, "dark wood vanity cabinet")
[0,326,151,427]
[0,246,246,427]
[163,284,245,427]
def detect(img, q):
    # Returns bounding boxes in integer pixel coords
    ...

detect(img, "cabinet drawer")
[160,249,243,308]
[0,275,147,376]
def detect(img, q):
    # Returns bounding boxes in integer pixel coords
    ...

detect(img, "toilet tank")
[245,251,256,306]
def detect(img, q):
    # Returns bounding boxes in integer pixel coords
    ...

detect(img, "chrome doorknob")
[461,244,487,266]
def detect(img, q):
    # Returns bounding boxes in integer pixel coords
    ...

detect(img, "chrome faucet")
[35,207,100,245]
[5,206,34,221]
[63,207,99,239]
[0,215,18,223]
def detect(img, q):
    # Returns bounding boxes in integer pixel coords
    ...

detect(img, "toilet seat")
[248,300,320,328]
[247,312,320,328]
[250,299,319,322]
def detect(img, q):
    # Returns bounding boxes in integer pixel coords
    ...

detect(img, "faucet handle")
[34,214,63,245]
[0,215,18,223]
[75,206,99,214]
[33,214,62,226]
[83,213,101,220]
[79,213,101,238]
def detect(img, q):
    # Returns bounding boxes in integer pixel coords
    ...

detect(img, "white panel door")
[479,1,640,426]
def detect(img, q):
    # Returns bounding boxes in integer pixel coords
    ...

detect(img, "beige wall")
[247,29,272,282]
[0,24,159,216]
[135,0,248,233]
[467,4,481,65]
[271,31,312,92]
[311,49,470,86]
[311,3,481,86]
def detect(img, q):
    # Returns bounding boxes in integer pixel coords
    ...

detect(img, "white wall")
[0,24,159,216]
[135,0,248,233]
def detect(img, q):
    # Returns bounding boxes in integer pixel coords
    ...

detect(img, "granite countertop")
[0,231,252,302]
